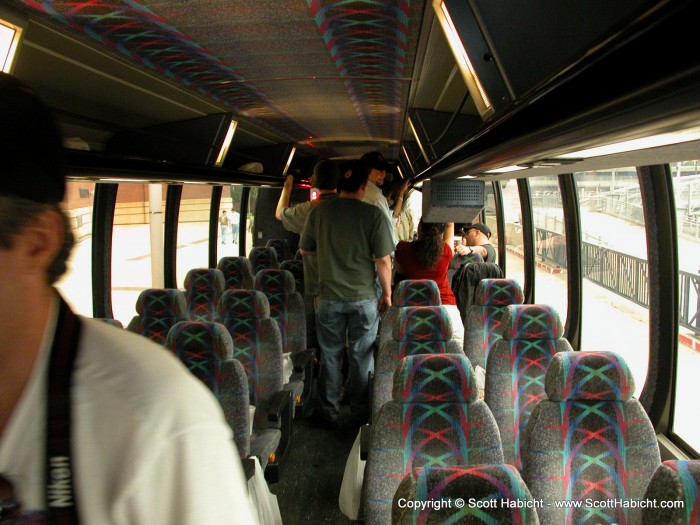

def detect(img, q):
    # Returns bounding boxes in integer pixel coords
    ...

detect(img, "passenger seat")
[126,288,187,345]
[217,256,254,290]
[522,351,660,525]
[643,460,700,525]
[183,267,225,322]
[379,279,441,349]
[248,246,280,275]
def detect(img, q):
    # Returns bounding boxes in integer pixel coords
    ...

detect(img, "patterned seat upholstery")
[393,464,540,524]
[254,269,310,414]
[280,259,316,348]
[464,278,524,370]
[365,353,504,524]
[165,321,280,469]
[126,288,187,345]
[216,289,293,481]
[379,279,442,348]
[217,256,254,290]
[248,246,280,275]
[522,351,661,525]
[372,305,462,420]
[183,268,225,322]
[266,238,292,262]
[643,460,700,525]
[485,304,572,469]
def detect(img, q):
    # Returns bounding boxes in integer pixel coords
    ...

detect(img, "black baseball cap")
[0,73,65,204]
[463,223,492,237]
[361,151,388,171]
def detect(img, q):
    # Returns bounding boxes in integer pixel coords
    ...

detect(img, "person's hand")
[455,244,468,256]
[283,174,294,189]
[378,292,391,313]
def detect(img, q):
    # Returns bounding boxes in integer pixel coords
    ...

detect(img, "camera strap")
[45,297,81,524]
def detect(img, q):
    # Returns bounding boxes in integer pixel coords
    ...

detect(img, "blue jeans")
[316,298,378,421]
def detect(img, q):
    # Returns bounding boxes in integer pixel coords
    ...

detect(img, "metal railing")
[533,226,700,335]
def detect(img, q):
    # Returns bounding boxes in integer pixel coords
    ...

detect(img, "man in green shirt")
[299,160,394,428]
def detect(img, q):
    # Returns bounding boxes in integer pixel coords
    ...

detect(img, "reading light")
[408,116,430,162]
[282,146,296,176]
[214,119,237,168]
[0,18,22,73]
[433,0,494,118]
[555,127,700,160]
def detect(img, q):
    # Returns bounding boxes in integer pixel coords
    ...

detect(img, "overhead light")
[396,165,405,180]
[282,146,296,176]
[407,116,429,162]
[556,128,700,160]
[213,119,237,168]
[0,18,22,73]
[484,165,528,174]
[433,0,494,118]
[458,175,477,179]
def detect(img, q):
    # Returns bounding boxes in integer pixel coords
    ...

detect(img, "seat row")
[360,277,698,524]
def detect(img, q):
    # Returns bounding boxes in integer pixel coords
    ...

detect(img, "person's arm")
[375,254,392,312]
[443,223,454,256]
[275,174,295,220]
[391,180,411,221]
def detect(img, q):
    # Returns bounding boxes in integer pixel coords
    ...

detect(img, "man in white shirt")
[0,73,255,524]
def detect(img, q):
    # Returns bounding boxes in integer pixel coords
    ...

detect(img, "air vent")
[422,179,485,223]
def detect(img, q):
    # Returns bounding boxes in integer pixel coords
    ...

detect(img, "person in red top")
[394,221,464,347]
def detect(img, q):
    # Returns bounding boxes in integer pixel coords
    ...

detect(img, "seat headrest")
[475,278,523,306]
[393,279,441,307]
[393,354,478,404]
[167,321,234,361]
[249,246,278,266]
[501,304,563,341]
[217,290,270,319]
[392,306,453,342]
[217,256,253,274]
[135,288,187,317]
[280,259,303,274]
[545,351,635,401]
[254,268,296,294]
[184,268,225,292]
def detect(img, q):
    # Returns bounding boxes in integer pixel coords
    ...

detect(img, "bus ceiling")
[2,0,697,183]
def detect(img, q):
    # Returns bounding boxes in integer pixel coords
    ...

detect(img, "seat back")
[183,267,225,321]
[365,353,503,524]
[280,259,316,346]
[643,460,700,525]
[485,304,571,469]
[248,246,279,274]
[165,321,250,458]
[393,464,539,525]
[254,269,306,355]
[216,289,284,428]
[126,288,187,344]
[379,279,441,347]
[266,238,292,262]
[523,351,660,525]
[217,256,254,290]
[372,305,462,418]
[464,278,524,370]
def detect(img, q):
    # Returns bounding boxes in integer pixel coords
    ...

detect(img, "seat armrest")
[242,457,256,482]
[290,348,314,372]
[267,389,293,423]
[359,424,371,461]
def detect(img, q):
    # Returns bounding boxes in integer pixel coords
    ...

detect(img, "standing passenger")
[360,151,399,245]
[455,222,496,263]
[299,160,394,428]
[0,73,255,524]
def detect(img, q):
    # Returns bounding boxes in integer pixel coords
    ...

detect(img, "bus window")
[56,180,95,317]
[111,183,165,325]
[483,182,498,255]
[670,160,700,452]
[575,169,648,397]
[530,176,568,321]
[217,185,244,258]
[245,187,259,257]
[176,184,213,287]
[500,180,525,287]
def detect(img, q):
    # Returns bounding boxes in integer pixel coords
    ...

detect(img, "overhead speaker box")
[422,179,485,223]
[107,113,236,167]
